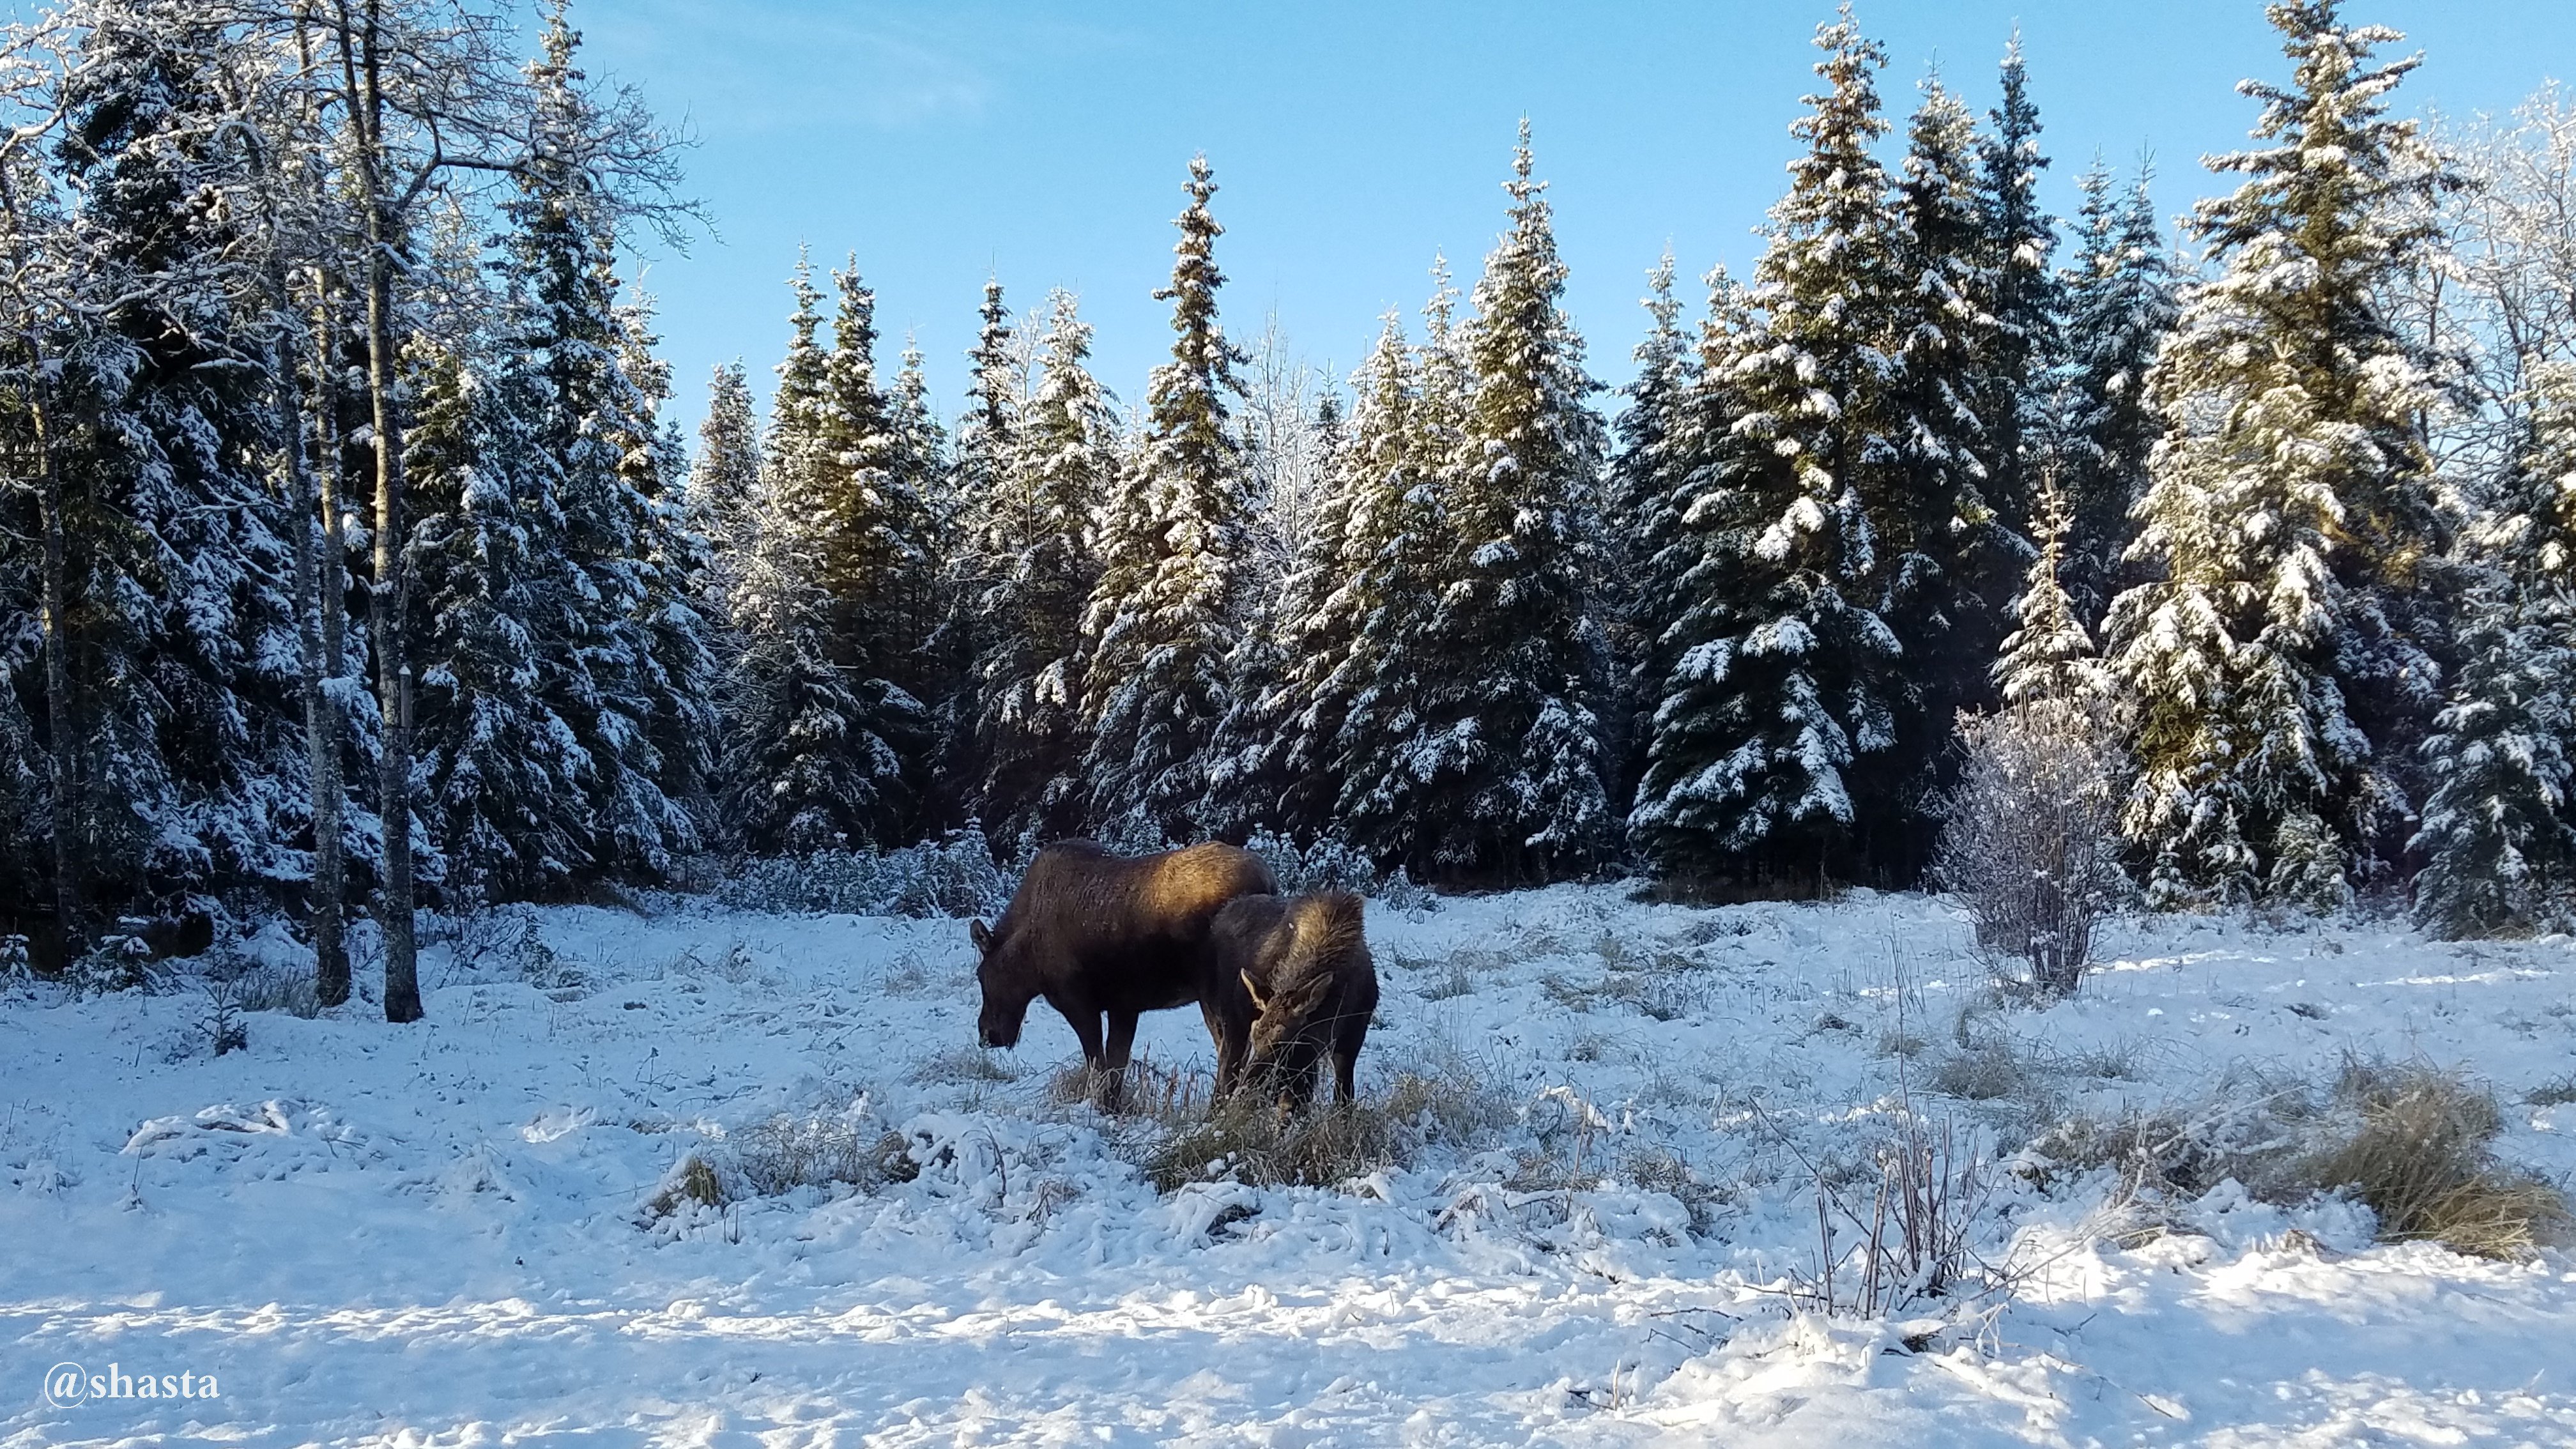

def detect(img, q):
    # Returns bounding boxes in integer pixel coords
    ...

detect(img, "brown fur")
[1203,890,1378,1108]
[970,840,1276,1105]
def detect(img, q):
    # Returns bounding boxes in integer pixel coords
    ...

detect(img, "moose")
[1204,889,1379,1109]
[969,839,1275,1107]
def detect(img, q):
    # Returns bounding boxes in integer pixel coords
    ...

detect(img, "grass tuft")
[2303,1061,2569,1259]
[645,1153,728,1218]
[726,1116,917,1198]
[1137,1059,1511,1193]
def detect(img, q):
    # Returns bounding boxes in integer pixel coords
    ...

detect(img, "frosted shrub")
[1244,829,1434,908]
[1933,700,2128,998]
[717,825,1018,918]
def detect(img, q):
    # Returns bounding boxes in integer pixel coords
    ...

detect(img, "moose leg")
[1202,999,1245,1099]
[1331,1011,1368,1105]
[1064,1007,1107,1075]
[1100,1009,1140,1112]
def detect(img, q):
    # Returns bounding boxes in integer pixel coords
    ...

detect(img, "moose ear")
[969,919,993,953]
[1241,970,1269,1011]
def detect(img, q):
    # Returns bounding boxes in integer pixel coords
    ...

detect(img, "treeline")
[0,0,703,1011]
[7,0,2576,1016]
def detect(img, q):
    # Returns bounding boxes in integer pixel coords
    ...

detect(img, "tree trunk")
[311,293,351,1006]
[291,280,348,1007]
[33,397,79,946]
[345,0,420,1023]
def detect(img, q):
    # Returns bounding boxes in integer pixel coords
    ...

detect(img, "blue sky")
[581,0,2576,438]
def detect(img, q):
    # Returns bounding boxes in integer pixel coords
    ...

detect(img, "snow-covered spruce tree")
[935,279,1020,818]
[1621,265,1750,822]
[1351,125,1609,882]
[1323,307,1444,865]
[608,282,720,841]
[2107,0,2454,910]
[1206,390,1350,841]
[1978,33,2061,533]
[1600,250,1701,815]
[689,360,760,624]
[2049,158,2177,623]
[42,0,310,924]
[1631,12,1906,889]
[473,8,707,887]
[970,289,1108,846]
[721,257,923,851]
[1867,72,2020,877]
[1996,467,2113,711]
[2411,370,2576,937]
[406,336,593,899]
[887,334,962,824]
[1079,155,1252,841]
[815,259,938,719]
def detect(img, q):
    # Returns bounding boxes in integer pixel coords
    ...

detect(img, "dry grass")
[910,1047,1018,1086]
[725,1116,917,1198]
[1929,1043,2028,1101]
[2026,1059,2570,1261]
[1418,962,1479,1001]
[2302,1061,2569,1259]
[221,961,321,1018]
[645,1153,727,1218]
[1540,954,1705,1022]
[2527,1073,2576,1108]
[1146,1100,1404,1193]
[1621,1146,1730,1235]
[1137,1059,1512,1193]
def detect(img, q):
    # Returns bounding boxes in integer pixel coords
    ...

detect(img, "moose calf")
[1204,890,1378,1110]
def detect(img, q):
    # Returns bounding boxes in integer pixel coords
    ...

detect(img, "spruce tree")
[1338,257,1474,874]
[1207,391,1350,841]
[887,335,953,741]
[1602,250,1700,815]
[1080,156,1251,841]
[1870,73,2016,875]
[689,360,760,622]
[1623,265,1749,802]
[395,8,715,895]
[407,337,591,897]
[2108,0,2453,908]
[938,279,1020,820]
[607,284,719,842]
[970,289,1108,846]
[721,256,919,850]
[814,259,937,723]
[1398,121,1611,880]
[45,0,309,918]
[2412,369,2576,937]
[489,8,705,885]
[1995,468,2112,710]
[1632,11,1906,886]
[1326,309,1445,865]
[1979,33,2060,531]
[2051,158,2177,622]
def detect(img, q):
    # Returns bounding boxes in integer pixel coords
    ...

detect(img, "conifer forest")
[15,3,2576,1441]
[3,0,2575,987]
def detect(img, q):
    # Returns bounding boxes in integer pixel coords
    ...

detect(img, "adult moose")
[1204,890,1379,1110]
[970,840,1274,1107]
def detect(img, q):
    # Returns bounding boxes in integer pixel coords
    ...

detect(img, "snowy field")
[4,887,2575,1446]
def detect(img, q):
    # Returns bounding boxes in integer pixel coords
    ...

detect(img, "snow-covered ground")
[3,887,2573,1446]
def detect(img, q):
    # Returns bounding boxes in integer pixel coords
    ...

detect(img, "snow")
[4,889,2575,1445]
